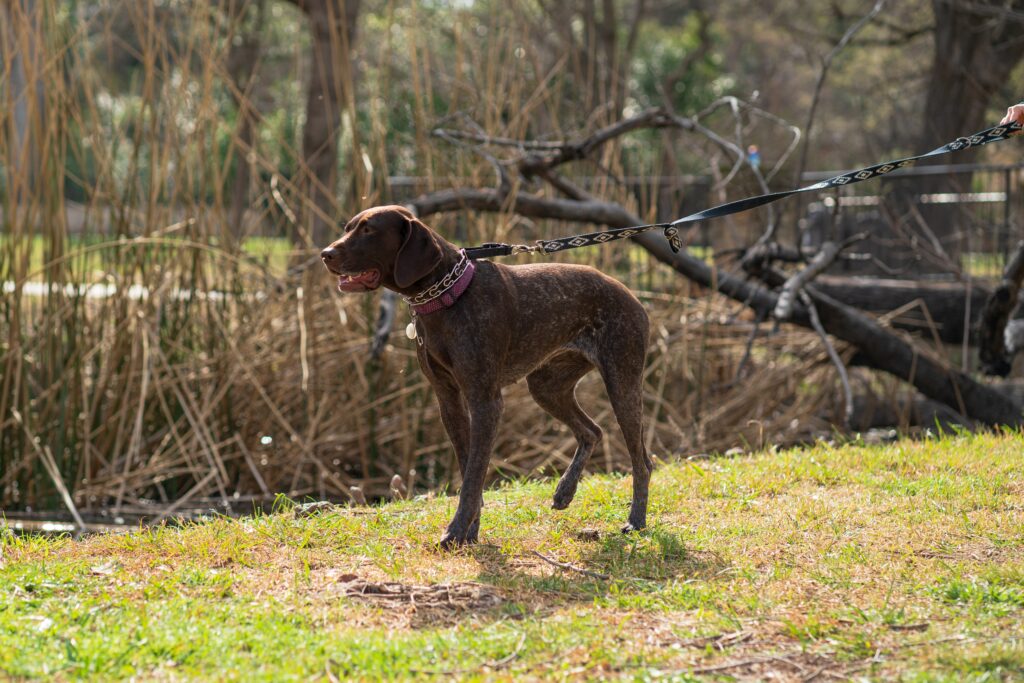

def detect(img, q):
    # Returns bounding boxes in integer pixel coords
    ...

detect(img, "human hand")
[1000,103,1024,126]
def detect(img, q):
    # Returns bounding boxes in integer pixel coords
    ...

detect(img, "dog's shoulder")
[478,259,642,307]
[489,259,610,281]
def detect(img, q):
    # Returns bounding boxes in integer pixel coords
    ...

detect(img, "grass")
[3,235,708,284]
[5,233,1007,287]
[2,431,1024,680]
[1,234,297,280]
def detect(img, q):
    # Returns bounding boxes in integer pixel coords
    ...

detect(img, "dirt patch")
[338,576,503,609]
[334,576,504,627]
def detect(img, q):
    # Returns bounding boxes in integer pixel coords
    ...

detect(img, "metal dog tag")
[405,322,417,340]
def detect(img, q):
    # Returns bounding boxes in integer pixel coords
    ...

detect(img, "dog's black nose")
[321,247,338,263]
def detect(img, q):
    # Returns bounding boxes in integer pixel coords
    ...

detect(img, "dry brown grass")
[1,0,849,517]
[3,432,1022,679]
[46,275,842,515]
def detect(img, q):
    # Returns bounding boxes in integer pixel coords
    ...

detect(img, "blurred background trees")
[3,0,1024,518]
[10,0,1023,237]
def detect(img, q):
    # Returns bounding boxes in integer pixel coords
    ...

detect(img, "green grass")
[962,252,1009,279]
[1,235,296,280]
[3,235,717,285]
[3,432,1024,680]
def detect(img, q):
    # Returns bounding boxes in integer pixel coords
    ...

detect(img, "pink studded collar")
[403,250,476,315]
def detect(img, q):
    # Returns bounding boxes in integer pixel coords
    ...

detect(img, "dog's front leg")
[439,390,503,548]
[429,376,471,471]
[428,372,480,542]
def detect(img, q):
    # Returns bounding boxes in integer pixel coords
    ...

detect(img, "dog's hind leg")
[596,325,652,533]
[527,352,602,510]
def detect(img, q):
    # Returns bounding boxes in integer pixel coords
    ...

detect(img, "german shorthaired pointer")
[321,205,652,547]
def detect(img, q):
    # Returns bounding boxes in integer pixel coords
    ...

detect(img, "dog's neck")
[400,243,476,315]
[428,243,465,286]
[392,241,462,297]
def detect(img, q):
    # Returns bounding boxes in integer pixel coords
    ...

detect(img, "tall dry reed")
[1,0,848,518]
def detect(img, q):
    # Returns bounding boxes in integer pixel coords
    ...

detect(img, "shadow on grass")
[454,527,729,623]
[340,526,730,631]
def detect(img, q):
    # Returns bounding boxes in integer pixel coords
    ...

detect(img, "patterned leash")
[463,121,1023,260]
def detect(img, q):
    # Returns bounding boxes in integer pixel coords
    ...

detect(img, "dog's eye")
[345,221,373,234]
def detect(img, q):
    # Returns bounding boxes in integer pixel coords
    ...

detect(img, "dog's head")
[320,205,444,293]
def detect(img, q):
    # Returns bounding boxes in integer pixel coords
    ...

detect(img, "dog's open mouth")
[335,268,381,292]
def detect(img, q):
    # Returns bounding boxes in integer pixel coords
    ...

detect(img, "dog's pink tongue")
[337,270,380,292]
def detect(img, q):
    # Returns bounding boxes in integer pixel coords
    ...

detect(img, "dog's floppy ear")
[394,215,443,289]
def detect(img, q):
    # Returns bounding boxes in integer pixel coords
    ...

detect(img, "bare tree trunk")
[920,0,1024,155]
[285,0,362,248]
[899,0,1024,265]
[225,0,267,248]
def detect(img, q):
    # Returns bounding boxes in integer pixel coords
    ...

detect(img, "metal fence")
[389,163,1024,282]
[799,162,1024,278]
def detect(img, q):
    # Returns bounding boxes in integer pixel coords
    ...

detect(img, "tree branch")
[407,187,1022,426]
[977,239,1024,376]
[794,0,887,189]
[774,232,868,320]
[801,290,853,429]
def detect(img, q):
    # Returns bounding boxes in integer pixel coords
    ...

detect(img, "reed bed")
[5,254,845,515]
[2,0,850,517]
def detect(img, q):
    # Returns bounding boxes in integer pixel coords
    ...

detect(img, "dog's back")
[432,260,648,386]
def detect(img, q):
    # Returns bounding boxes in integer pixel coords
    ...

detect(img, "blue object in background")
[747,144,761,170]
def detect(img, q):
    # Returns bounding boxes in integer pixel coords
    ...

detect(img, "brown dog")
[321,205,652,547]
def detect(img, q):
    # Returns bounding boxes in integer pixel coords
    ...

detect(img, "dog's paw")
[438,529,477,550]
[551,479,578,510]
[437,533,466,550]
[620,520,646,534]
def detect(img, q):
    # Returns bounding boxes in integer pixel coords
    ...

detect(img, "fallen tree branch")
[773,232,868,321]
[801,291,854,428]
[434,103,796,201]
[813,276,990,345]
[977,239,1024,376]
[767,274,1018,425]
[737,241,805,270]
[531,550,610,581]
[850,393,969,430]
[408,188,1022,426]
[370,290,398,361]
[435,108,685,178]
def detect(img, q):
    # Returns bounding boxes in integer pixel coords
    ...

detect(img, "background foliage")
[2,0,1024,515]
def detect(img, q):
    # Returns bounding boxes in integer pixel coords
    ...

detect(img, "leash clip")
[511,243,541,255]
[663,226,682,253]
